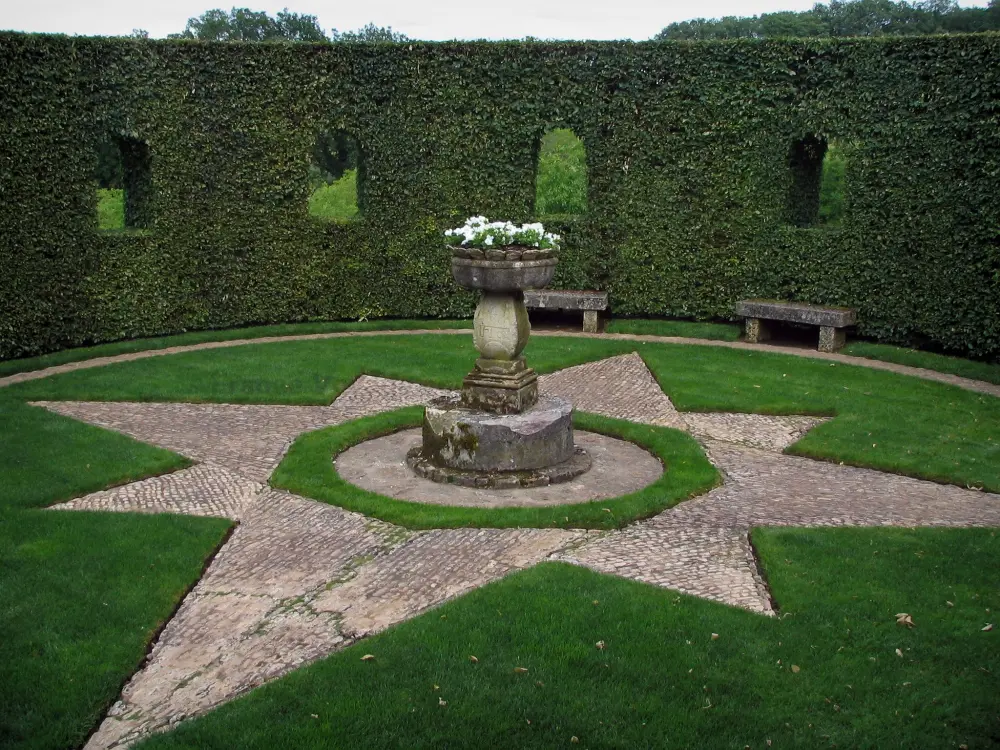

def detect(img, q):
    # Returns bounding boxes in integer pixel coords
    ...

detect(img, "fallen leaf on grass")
[361,654,376,661]
[711,633,719,640]
[514,667,529,673]
[791,665,800,673]
[596,640,606,650]
[570,737,579,744]
[469,655,479,663]
[946,601,954,607]
[895,613,915,628]
[983,623,994,631]
[438,698,447,707]
[895,648,903,657]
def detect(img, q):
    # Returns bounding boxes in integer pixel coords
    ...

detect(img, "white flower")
[445,217,558,251]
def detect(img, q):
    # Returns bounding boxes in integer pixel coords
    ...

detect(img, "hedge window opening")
[95,134,152,231]
[535,128,588,217]
[786,135,846,227]
[308,130,362,221]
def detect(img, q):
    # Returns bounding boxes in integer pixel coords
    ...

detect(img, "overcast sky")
[1,0,990,41]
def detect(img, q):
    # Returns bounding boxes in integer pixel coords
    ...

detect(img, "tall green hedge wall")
[1,33,998,359]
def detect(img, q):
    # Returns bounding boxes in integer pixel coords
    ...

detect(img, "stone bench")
[736,299,857,353]
[524,290,608,333]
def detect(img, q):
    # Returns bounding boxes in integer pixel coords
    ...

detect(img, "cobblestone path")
[29,354,999,749]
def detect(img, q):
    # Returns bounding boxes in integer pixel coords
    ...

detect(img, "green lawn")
[10,335,999,493]
[1,332,998,750]
[819,139,846,225]
[639,343,1000,491]
[308,169,360,221]
[535,128,587,216]
[0,397,189,511]
[272,408,719,529]
[844,341,1000,386]
[0,320,472,380]
[97,188,124,230]
[5,335,638,405]
[138,527,999,749]
[604,318,742,341]
[0,394,231,749]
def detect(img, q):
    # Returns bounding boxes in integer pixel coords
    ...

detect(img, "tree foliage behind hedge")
[0,33,998,359]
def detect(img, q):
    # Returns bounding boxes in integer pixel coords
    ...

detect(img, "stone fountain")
[406,244,591,488]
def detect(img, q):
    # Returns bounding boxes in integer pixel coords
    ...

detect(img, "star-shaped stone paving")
[33,355,1000,750]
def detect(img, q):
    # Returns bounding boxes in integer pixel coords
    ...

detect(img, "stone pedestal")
[472,291,530,360]
[461,357,538,414]
[422,394,574,471]
[409,394,590,488]
[406,247,591,488]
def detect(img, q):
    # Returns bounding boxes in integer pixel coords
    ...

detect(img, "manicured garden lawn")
[4,335,638,405]
[10,335,999,492]
[308,169,360,221]
[604,318,742,341]
[1,332,997,750]
[271,408,719,530]
[843,341,1000,386]
[639,344,1000,491]
[0,320,471,379]
[1,510,231,750]
[96,188,124,230]
[0,394,231,749]
[137,527,999,749]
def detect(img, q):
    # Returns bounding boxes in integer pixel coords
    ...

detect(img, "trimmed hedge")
[1,34,998,359]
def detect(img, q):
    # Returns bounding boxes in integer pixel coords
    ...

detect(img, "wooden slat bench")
[736,299,857,352]
[524,290,608,333]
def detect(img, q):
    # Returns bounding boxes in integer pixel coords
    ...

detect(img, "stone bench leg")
[818,326,846,353]
[582,310,599,333]
[745,317,770,344]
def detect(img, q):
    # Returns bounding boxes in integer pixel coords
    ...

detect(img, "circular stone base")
[335,429,664,509]
[406,444,592,489]
[421,394,573,472]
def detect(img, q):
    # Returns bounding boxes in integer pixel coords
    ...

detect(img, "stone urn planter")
[405,220,590,489]
[450,246,558,412]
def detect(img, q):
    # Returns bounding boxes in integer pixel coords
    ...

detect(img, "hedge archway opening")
[308,130,363,222]
[534,128,588,218]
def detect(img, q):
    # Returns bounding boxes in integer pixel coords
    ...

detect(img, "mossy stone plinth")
[419,394,574,472]
[406,445,592,489]
[461,357,538,414]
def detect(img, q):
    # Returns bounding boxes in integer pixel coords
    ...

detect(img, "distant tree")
[168,7,328,42]
[330,22,409,42]
[130,28,150,39]
[311,131,359,183]
[654,0,999,39]
[167,9,409,43]
[95,138,122,190]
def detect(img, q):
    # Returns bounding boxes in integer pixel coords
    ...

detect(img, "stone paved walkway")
[26,353,999,749]
[40,375,447,484]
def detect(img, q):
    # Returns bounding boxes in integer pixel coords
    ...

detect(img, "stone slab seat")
[735,299,857,353]
[524,290,609,333]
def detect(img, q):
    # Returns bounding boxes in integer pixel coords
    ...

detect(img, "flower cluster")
[444,216,561,251]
